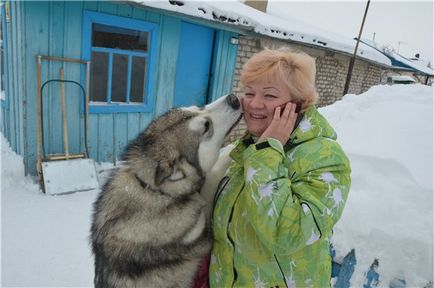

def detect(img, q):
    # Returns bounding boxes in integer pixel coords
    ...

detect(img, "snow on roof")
[388,50,434,76]
[361,38,434,76]
[129,0,392,66]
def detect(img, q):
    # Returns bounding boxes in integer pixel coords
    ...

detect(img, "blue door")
[173,22,215,107]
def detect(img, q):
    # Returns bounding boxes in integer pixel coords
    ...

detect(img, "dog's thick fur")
[90,94,241,288]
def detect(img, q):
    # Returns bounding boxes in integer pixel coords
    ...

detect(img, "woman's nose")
[248,96,264,109]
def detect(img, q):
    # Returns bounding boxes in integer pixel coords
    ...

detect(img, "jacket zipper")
[227,183,244,288]
[213,176,230,206]
[274,254,288,288]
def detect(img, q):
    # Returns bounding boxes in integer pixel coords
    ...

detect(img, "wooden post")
[85,61,91,158]
[36,55,43,184]
[343,0,371,96]
[60,68,70,159]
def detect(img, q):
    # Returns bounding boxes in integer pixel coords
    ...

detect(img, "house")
[1,0,429,176]
[1,1,240,176]
[359,38,434,85]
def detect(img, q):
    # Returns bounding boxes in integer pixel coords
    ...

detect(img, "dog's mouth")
[225,113,243,137]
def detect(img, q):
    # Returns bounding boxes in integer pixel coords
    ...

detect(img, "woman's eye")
[244,93,254,98]
[265,94,278,99]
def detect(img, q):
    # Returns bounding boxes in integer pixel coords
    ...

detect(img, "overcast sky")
[267,0,434,65]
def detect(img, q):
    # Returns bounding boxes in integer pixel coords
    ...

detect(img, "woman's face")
[241,81,292,137]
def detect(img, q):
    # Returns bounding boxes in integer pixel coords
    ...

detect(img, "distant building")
[359,39,433,85]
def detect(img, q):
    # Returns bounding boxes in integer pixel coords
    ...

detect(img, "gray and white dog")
[90,94,241,288]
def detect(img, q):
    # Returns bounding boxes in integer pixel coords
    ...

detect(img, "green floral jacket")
[209,106,351,288]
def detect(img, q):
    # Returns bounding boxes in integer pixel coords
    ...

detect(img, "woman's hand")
[257,102,298,145]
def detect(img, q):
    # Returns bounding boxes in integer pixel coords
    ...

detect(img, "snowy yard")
[1,84,433,287]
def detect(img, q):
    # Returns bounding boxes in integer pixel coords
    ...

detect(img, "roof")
[128,0,393,67]
[360,39,434,76]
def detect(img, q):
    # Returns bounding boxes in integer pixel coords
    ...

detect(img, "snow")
[131,0,392,66]
[361,38,434,76]
[1,84,433,287]
[388,49,434,76]
[319,84,433,286]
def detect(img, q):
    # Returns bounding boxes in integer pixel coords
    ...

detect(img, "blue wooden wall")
[1,1,239,175]
[1,1,25,159]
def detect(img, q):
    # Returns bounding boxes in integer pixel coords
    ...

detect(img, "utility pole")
[343,0,371,96]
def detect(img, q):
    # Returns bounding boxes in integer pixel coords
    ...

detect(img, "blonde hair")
[240,48,319,111]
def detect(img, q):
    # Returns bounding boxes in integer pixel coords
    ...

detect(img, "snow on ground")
[320,84,433,286]
[1,84,433,287]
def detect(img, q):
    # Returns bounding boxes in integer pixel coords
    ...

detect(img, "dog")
[90,94,241,288]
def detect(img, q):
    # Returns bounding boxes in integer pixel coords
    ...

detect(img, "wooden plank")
[1,2,11,143]
[7,1,17,152]
[154,15,180,116]
[139,113,153,133]
[219,32,231,96]
[126,113,141,144]
[132,5,147,21]
[40,55,88,64]
[224,32,239,95]
[2,109,10,141]
[209,31,239,102]
[98,113,114,163]
[117,4,133,18]
[12,1,23,154]
[98,1,118,15]
[84,1,98,11]
[87,113,99,161]
[113,113,128,162]
[146,10,161,24]
[23,1,50,175]
[47,1,65,155]
[209,31,223,102]
[63,1,85,155]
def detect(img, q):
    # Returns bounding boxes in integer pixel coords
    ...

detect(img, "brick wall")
[232,35,386,104]
[225,34,387,143]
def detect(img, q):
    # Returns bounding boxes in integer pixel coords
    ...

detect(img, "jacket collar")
[229,135,253,164]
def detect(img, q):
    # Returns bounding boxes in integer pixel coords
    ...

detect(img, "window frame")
[1,3,9,110]
[82,10,159,113]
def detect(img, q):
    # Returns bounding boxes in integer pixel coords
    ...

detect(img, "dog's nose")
[226,93,240,110]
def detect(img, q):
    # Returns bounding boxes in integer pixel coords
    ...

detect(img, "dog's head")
[123,94,241,198]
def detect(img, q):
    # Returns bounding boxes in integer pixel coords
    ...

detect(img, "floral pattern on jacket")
[210,106,351,288]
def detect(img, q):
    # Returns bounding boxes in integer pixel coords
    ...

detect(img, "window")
[82,11,159,113]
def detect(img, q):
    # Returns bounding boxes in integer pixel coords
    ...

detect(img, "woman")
[209,49,351,287]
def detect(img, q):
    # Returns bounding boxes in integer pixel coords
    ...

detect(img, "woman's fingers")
[281,102,292,119]
[260,102,298,144]
[284,103,297,130]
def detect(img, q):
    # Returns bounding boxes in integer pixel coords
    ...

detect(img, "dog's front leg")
[201,144,235,222]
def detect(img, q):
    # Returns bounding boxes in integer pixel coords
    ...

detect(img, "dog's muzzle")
[226,93,240,110]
